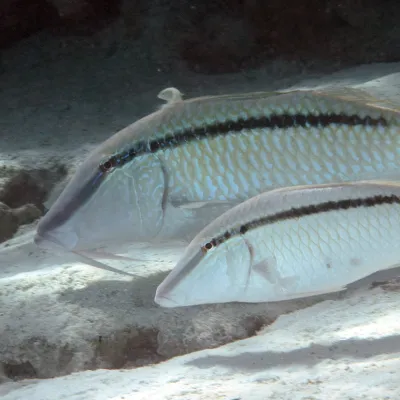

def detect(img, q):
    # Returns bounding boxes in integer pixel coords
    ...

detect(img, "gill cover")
[36,151,167,253]
[154,235,252,307]
[76,153,166,249]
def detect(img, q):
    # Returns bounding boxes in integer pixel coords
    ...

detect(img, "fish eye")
[201,241,215,253]
[99,157,116,173]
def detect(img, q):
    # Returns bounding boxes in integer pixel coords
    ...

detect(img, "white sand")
[1,285,400,400]
[1,19,400,399]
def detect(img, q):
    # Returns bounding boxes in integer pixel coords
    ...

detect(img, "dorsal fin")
[308,86,400,112]
[157,87,184,104]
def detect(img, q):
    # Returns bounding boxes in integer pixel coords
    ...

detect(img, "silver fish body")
[34,87,400,254]
[155,180,400,307]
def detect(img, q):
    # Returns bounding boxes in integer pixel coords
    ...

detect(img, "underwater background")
[1,0,400,398]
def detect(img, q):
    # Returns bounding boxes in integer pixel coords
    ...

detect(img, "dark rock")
[180,14,259,74]
[121,0,142,40]
[93,327,164,369]
[49,0,123,36]
[0,171,47,211]
[3,361,37,380]
[0,166,67,243]
[247,0,342,56]
[12,204,42,226]
[246,0,400,64]
[0,166,67,212]
[327,0,386,29]
[0,0,126,47]
[177,0,400,73]
[174,1,259,73]
[0,201,42,243]
[0,0,59,49]
[0,202,18,243]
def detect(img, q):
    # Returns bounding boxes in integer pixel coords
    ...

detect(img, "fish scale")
[248,201,396,290]
[35,87,400,266]
[162,113,398,202]
[155,181,400,307]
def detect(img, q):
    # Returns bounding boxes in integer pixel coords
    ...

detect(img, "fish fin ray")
[184,90,287,105]
[281,285,348,300]
[72,251,137,277]
[157,87,184,103]
[78,249,145,262]
[171,200,241,210]
[311,87,400,111]
[345,170,400,182]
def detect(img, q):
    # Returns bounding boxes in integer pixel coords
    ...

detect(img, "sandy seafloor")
[1,25,400,399]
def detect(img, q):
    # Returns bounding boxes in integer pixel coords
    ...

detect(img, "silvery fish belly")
[155,180,400,307]
[34,87,400,255]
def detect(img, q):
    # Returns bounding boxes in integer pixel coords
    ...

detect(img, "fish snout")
[34,232,50,249]
[154,286,183,308]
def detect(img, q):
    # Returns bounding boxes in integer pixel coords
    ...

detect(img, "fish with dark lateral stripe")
[34,87,400,271]
[155,180,400,307]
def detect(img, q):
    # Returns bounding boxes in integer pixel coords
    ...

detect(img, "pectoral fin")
[252,257,296,289]
[73,250,137,277]
[171,200,241,210]
[312,86,400,112]
[78,249,146,262]
[252,257,346,298]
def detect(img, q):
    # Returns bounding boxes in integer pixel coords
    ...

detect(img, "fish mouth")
[154,250,206,308]
[154,289,181,308]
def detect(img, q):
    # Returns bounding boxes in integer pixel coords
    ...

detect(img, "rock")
[121,0,143,40]
[172,1,260,74]
[0,201,42,243]
[327,0,384,29]
[0,166,67,243]
[12,204,42,226]
[0,0,59,49]
[176,0,400,72]
[49,0,123,36]
[50,0,90,17]
[2,361,37,381]
[0,166,67,212]
[0,172,47,211]
[0,202,18,243]
[180,14,259,74]
[245,0,400,64]
[245,0,345,58]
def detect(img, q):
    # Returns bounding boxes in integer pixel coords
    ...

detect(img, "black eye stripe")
[98,112,388,173]
[100,160,113,172]
[99,155,123,173]
[202,238,217,253]
[201,194,400,253]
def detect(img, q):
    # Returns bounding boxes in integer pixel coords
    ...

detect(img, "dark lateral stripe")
[100,112,387,172]
[208,194,400,249]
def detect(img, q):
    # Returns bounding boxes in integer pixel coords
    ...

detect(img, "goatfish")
[155,180,400,307]
[34,86,400,267]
